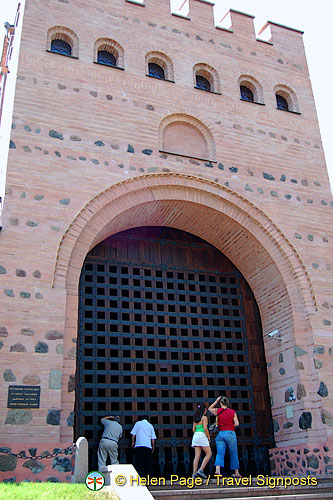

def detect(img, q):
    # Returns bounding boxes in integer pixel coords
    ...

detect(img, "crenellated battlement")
[187,0,215,26]
[226,9,256,39]
[125,0,304,38]
[258,20,305,51]
[121,0,305,60]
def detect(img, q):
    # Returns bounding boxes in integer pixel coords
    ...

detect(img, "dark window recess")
[148,63,165,79]
[97,50,116,67]
[276,94,289,111]
[240,85,254,102]
[195,75,211,92]
[51,39,72,56]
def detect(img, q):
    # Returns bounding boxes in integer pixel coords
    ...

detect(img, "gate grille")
[76,228,273,475]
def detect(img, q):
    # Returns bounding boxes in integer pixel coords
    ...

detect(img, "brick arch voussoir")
[53,173,317,317]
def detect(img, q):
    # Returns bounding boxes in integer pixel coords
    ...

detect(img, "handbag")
[208,409,225,437]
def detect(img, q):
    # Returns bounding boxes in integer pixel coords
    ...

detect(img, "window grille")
[276,94,289,111]
[51,39,72,56]
[195,75,211,92]
[97,50,117,67]
[148,63,165,79]
[240,85,254,102]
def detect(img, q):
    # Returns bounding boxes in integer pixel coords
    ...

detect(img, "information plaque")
[7,385,41,409]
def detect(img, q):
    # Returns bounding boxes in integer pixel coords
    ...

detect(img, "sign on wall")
[7,385,41,408]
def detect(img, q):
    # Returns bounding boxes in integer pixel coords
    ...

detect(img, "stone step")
[149,478,333,500]
[149,476,332,491]
[151,495,333,500]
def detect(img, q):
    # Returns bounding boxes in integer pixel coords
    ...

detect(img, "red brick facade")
[0,0,332,481]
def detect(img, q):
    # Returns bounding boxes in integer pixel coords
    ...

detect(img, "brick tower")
[0,0,332,482]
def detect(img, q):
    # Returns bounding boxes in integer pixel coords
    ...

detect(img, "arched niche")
[159,114,216,161]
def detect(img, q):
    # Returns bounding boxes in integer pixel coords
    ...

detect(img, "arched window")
[193,63,220,94]
[97,50,116,67]
[195,75,211,92]
[274,85,299,113]
[240,85,254,102]
[276,94,289,111]
[145,52,174,81]
[238,76,264,105]
[148,63,165,80]
[47,27,79,58]
[51,39,72,56]
[94,39,124,69]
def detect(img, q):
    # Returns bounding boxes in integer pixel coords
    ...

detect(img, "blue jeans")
[215,430,239,470]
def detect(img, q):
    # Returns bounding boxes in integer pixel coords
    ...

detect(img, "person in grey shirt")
[97,415,123,470]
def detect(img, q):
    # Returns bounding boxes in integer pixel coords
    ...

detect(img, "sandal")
[196,469,207,479]
[232,473,243,478]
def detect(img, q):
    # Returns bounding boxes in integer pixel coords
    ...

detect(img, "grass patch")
[0,483,119,500]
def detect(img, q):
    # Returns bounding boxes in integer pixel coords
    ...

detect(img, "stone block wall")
[270,442,333,477]
[0,443,74,483]
[0,0,332,480]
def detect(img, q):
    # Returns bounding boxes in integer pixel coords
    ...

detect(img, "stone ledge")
[125,0,145,6]
[101,464,153,498]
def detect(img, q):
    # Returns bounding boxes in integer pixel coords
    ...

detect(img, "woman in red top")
[208,396,241,477]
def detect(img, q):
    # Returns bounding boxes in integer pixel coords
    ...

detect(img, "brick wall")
[0,0,332,480]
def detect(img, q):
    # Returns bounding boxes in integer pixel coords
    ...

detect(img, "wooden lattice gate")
[76,227,273,476]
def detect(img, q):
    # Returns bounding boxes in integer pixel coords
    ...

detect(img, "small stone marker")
[72,436,88,483]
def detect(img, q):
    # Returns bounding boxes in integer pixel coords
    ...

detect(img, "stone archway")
[56,173,322,454]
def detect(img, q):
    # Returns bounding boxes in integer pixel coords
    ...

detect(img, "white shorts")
[191,432,210,447]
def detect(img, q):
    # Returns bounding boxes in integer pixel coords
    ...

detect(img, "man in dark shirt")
[97,415,123,471]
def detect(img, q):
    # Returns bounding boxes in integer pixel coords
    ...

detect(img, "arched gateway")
[55,174,321,475]
[76,225,273,474]
[3,1,332,483]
